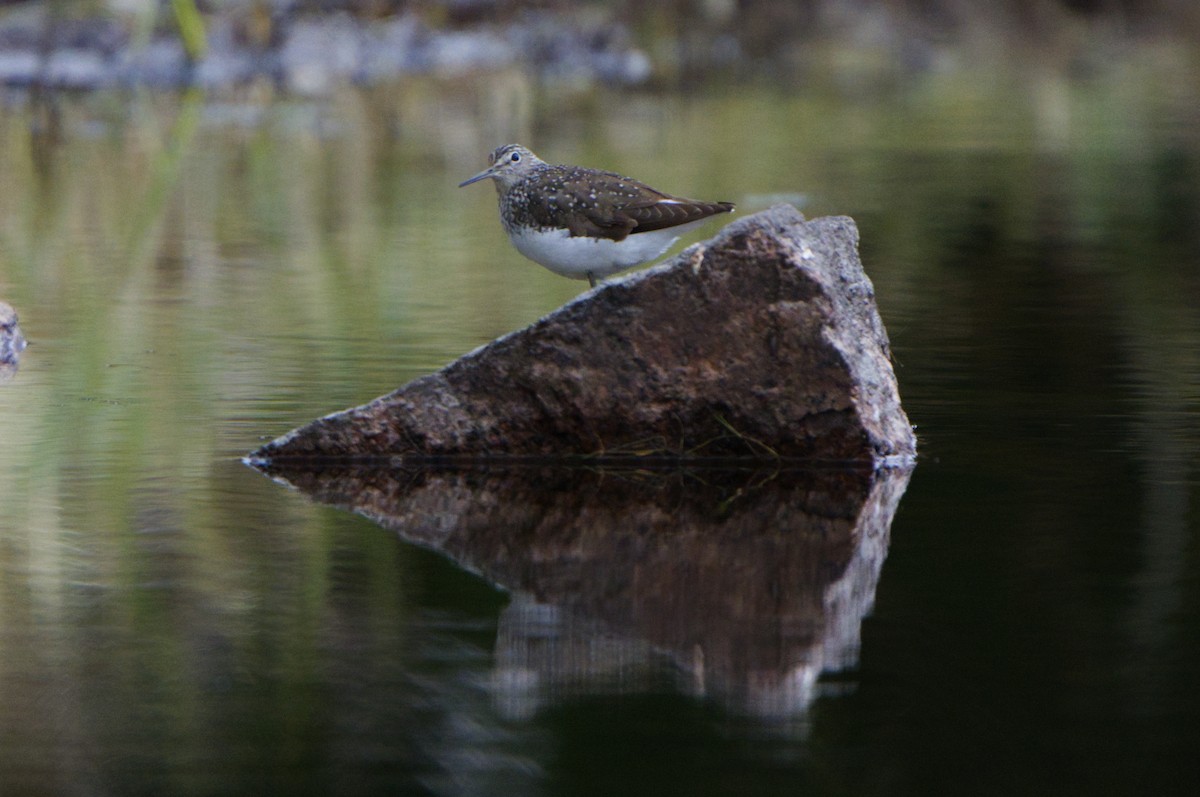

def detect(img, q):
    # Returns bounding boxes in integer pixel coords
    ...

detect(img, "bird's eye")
[510,152,521,162]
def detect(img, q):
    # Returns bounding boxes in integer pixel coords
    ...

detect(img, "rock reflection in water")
[255,461,912,717]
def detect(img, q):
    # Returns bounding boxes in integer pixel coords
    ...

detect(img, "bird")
[459,144,735,288]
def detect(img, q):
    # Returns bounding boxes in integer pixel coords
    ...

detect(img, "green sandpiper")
[459,144,735,287]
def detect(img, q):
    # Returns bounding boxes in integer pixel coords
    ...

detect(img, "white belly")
[507,224,702,281]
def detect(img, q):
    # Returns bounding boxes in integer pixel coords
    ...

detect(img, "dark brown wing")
[622,198,736,234]
[526,166,733,242]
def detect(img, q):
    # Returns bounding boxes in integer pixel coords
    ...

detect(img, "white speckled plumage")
[508,222,710,280]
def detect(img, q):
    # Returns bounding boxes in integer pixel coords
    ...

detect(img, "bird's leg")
[587,272,596,288]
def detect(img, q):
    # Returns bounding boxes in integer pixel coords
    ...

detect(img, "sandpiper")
[459,144,735,287]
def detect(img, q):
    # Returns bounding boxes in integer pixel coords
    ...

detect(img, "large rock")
[249,205,915,465]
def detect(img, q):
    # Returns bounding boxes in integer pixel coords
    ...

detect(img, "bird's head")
[458,144,544,190]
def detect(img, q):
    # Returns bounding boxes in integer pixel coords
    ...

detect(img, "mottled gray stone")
[44,49,111,89]
[1,300,27,382]
[0,52,38,85]
[279,15,363,94]
[249,205,916,465]
[358,15,425,78]
[113,40,188,87]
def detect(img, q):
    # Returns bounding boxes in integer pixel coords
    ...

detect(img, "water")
[2,68,1200,795]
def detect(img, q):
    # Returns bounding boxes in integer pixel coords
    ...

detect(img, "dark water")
[1,69,1199,795]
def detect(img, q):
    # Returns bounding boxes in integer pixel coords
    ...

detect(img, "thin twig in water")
[711,412,781,459]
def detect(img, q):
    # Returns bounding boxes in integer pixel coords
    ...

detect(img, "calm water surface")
[1,70,1199,795]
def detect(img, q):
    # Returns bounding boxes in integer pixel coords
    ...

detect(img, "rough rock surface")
[249,205,915,465]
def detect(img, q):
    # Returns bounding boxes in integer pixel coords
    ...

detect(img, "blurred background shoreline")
[0,0,1197,95]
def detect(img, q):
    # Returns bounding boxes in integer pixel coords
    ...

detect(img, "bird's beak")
[458,166,498,188]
